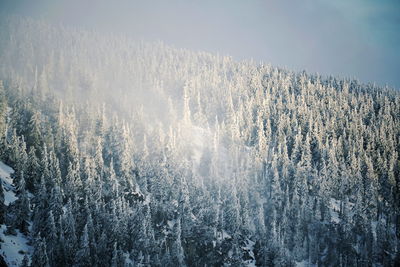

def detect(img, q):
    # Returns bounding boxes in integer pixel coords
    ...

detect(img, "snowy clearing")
[0,224,32,267]
[0,161,32,266]
[0,161,16,206]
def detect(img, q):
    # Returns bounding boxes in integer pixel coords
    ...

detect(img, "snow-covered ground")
[0,161,16,206]
[0,224,31,266]
[0,161,32,266]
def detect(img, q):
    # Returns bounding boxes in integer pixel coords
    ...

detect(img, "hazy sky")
[1,0,399,88]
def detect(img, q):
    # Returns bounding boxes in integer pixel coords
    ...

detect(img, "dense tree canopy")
[0,16,399,266]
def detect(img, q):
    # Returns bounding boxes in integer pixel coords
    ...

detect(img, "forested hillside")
[0,16,399,266]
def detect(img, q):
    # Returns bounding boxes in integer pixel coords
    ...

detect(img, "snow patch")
[217,230,232,241]
[143,194,151,205]
[0,161,16,206]
[0,161,32,266]
[295,260,309,267]
[167,220,176,229]
[0,223,32,266]
[0,161,14,180]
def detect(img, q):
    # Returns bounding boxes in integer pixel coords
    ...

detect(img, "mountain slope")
[0,16,398,266]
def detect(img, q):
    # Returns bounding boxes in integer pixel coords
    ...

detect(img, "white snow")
[0,161,32,266]
[143,193,151,205]
[217,230,232,241]
[0,161,14,181]
[0,161,16,206]
[0,224,32,267]
[329,198,340,224]
[167,219,176,229]
[296,260,309,267]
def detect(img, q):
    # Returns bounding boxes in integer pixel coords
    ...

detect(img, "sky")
[1,0,399,89]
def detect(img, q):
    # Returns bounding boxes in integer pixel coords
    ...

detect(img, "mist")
[0,2,399,267]
[1,0,399,89]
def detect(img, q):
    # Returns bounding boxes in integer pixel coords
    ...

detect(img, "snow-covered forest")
[0,16,399,266]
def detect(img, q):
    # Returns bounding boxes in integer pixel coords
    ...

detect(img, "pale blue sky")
[1,0,399,88]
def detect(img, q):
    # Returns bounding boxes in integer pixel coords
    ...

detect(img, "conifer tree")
[63,199,77,265]
[9,172,30,233]
[0,81,7,144]
[31,236,50,267]
[25,146,40,191]
[75,224,91,267]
